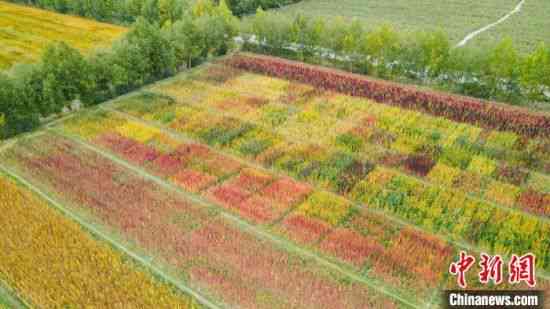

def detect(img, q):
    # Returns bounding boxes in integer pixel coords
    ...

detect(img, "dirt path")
[456,0,525,47]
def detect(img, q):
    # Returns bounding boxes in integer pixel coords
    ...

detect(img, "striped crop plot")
[0,1,126,69]
[0,173,201,308]
[1,52,549,307]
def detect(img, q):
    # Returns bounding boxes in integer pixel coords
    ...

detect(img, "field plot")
[1,53,549,307]
[272,0,519,44]
[0,173,199,307]
[0,133,400,308]
[0,1,126,69]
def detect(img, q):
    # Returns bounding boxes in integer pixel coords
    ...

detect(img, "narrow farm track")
[49,128,423,309]
[456,0,526,47]
[103,105,550,282]
[0,164,224,309]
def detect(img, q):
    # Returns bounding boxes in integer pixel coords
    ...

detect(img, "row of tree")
[245,10,550,105]
[0,1,238,138]
[9,0,299,24]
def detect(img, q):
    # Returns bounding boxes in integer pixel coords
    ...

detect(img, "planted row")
[226,53,550,138]
[105,96,550,271]
[1,133,400,308]
[0,175,199,308]
[111,88,550,218]
[60,111,457,302]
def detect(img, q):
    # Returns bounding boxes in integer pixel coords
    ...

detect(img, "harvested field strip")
[0,133,405,308]
[0,171,203,308]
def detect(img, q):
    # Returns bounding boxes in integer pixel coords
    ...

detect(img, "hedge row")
[226,53,550,137]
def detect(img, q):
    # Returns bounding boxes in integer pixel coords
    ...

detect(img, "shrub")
[403,154,436,177]
[467,155,497,176]
[485,181,521,207]
[439,145,473,169]
[260,177,312,208]
[485,130,518,150]
[278,213,332,245]
[336,132,364,153]
[495,163,529,186]
[427,163,460,187]
[454,171,486,196]
[527,172,550,194]
[517,189,549,216]
[296,191,353,226]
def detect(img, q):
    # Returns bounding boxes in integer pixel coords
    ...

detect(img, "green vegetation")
[9,0,301,23]
[468,0,550,52]
[0,1,237,139]
[243,10,550,108]
[272,0,549,52]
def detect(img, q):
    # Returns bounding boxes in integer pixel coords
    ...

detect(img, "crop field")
[274,0,545,51]
[0,1,126,69]
[467,0,550,51]
[0,173,200,307]
[0,53,549,307]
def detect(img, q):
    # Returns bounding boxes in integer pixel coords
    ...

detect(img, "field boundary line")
[0,279,29,309]
[0,164,224,309]
[98,106,550,281]
[456,0,526,47]
[51,128,423,309]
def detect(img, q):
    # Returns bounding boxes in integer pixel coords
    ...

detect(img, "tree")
[40,42,92,113]
[486,37,522,101]
[520,43,550,101]
[0,71,40,138]
[142,0,160,23]
[192,0,216,17]
[363,25,401,77]
[159,0,186,25]
[417,30,450,77]
[112,17,176,88]
[342,19,363,71]
[192,0,238,57]
[163,13,203,68]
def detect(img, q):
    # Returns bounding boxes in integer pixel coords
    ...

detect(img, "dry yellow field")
[0,1,127,69]
[0,176,199,307]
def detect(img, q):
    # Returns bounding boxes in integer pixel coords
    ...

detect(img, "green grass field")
[468,0,550,51]
[275,0,544,52]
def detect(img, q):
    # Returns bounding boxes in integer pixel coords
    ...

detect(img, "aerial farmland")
[0,0,549,308]
[0,1,126,69]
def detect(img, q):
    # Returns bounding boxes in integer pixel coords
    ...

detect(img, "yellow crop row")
[0,176,198,308]
[0,1,127,68]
